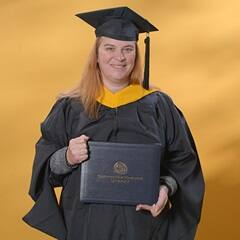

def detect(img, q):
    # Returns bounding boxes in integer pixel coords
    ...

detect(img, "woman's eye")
[106,47,114,51]
[124,48,134,53]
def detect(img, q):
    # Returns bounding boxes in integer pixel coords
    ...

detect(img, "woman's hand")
[66,135,90,165]
[136,185,170,217]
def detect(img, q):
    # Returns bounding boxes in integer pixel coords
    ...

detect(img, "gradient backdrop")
[0,0,239,239]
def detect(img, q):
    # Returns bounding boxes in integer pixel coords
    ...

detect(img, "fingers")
[136,201,168,217]
[136,203,163,217]
[136,185,170,217]
[71,135,90,143]
[66,135,90,165]
[136,204,152,211]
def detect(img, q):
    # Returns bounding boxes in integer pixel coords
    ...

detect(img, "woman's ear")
[96,49,99,62]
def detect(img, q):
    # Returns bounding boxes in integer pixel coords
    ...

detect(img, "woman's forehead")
[100,36,136,47]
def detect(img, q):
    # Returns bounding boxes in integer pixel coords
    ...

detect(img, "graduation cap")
[76,6,158,89]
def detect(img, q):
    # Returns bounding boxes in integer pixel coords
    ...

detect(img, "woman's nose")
[114,50,125,61]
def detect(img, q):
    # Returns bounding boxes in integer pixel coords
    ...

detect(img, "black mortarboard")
[76,7,158,89]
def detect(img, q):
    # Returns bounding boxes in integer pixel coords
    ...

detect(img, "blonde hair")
[58,37,143,118]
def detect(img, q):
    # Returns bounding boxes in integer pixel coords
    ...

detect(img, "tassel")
[143,33,150,90]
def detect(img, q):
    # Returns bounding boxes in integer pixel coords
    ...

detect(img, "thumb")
[82,135,90,141]
[76,134,90,142]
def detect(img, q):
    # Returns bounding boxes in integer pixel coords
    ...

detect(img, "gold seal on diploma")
[113,161,128,175]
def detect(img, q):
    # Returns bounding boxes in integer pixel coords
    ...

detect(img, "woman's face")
[97,37,136,86]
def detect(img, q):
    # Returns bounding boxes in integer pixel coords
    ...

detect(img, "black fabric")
[76,7,158,41]
[23,92,205,240]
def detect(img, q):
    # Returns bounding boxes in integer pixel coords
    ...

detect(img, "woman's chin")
[105,74,128,83]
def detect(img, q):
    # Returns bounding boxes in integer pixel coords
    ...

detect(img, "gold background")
[0,0,239,239]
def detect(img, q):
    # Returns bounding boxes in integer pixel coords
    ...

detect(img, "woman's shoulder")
[141,89,175,107]
[40,97,84,141]
[42,97,84,126]
[51,96,84,114]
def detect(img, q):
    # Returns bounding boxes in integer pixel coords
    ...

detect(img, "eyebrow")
[103,44,135,48]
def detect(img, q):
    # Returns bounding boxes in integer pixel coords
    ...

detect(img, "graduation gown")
[23,85,205,240]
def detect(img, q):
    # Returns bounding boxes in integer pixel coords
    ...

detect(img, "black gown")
[23,87,205,240]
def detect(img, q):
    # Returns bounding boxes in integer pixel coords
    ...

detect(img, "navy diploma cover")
[80,141,162,205]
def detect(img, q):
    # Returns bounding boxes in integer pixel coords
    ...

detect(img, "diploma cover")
[80,141,162,205]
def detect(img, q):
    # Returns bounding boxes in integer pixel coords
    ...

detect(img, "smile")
[110,64,126,69]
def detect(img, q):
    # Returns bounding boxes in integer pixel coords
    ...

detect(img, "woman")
[23,7,204,240]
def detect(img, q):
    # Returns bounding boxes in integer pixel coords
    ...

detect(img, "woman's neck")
[103,79,129,93]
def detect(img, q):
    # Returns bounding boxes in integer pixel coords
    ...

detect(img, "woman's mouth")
[110,64,126,69]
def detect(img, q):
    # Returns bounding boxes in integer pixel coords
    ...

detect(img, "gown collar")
[97,84,158,108]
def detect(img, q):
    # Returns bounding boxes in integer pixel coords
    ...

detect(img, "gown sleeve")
[23,97,72,240]
[50,147,77,175]
[157,93,205,240]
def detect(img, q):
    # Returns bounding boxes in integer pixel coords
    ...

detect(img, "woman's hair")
[58,37,143,118]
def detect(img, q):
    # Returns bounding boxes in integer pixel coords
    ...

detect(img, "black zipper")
[113,107,118,138]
